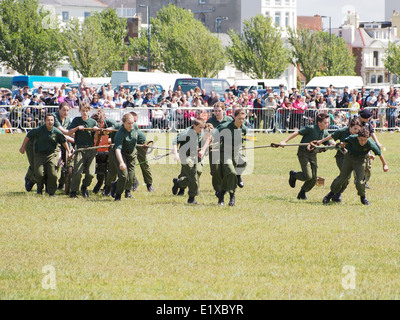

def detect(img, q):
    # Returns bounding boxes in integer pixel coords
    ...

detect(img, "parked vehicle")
[111,71,191,91]
[0,75,13,89]
[173,78,230,95]
[234,79,288,94]
[117,83,163,94]
[11,75,72,90]
[305,76,363,92]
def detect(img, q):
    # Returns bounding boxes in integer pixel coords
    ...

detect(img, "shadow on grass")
[2,191,27,197]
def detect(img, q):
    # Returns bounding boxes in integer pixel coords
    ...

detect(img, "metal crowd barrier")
[2,105,399,133]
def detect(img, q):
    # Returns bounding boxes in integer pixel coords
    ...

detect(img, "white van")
[111,71,192,92]
[235,79,288,94]
[305,76,364,93]
[81,77,111,86]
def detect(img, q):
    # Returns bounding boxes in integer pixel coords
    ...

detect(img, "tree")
[131,4,226,77]
[288,28,356,84]
[61,9,130,77]
[318,31,356,77]
[0,0,63,75]
[383,42,400,81]
[287,28,324,84]
[226,15,289,79]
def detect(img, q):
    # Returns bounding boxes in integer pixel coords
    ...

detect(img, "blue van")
[11,75,72,90]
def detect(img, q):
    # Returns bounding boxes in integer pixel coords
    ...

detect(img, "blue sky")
[297,0,385,28]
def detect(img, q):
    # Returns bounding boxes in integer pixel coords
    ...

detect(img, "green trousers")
[331,153,366,197]
[34,151,58,194]
[364,154,372,183]
[209,150,223,193]
[177,156,202,198]
[133,146,153,185]
[116,150,137,195]
[221,153,247,194]
[70,148,97,193]
[105,147,118,187]
[58,146,67,187]
[295,149,318,193]
[335,152,351,194]
[25,139,36,183]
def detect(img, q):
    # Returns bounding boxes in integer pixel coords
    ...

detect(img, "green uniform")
[295,125,329,193]
[207,115,232,192]
[114,124,139,196]
[25,139,36,183]
[173,126,203,198]
[27,125,66,194]
[105,122,122,188]
[330,135,381,197]
[214,121,248,194]
[331,127,353,193]
[53,111,71,188]
[361,120,376,184]
[68,117,98,193]
[133,130,153,186]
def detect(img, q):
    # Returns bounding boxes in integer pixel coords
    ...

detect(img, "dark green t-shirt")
[114,125,138,154]
[206,115,232,129]
[27,125,66,153]
[173,126,202,158]
[214,120,248,156]
[331,127,352,142]
[344,135,381,156]
[137,130,146,145]
[298,125,329,151]
[68,117,98,147]
[53,111,71,130]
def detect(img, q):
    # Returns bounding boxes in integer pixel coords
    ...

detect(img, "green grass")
[1,132,400,300]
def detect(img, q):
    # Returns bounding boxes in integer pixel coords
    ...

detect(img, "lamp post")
[139,4,151,72]
[321,15,332,44]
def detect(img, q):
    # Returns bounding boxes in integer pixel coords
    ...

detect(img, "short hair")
[79,102,91,111]
[358,127,370,138]
[45,113,55,121]
[234,109,246,117]
[316,113,330,123]
[193,118,206,127]
[122,113,134,123]
[214,102,226,111]
[349,117,362,128]
[129,111,137,117]
[59,102,70,110]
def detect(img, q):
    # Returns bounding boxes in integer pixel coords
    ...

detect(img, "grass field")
[0,132,399,300]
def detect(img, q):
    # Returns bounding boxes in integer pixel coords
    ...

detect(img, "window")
[264,0,270,4]
[275,12,281,27]
[285,0,290,5]
[61,70,69,78]
[62,11,69,22]
[276,0,282,5]
[285,12,290,27]
[199,0,206,4]
[373,51,379,67]
[84,12,91,19]
[378,75,383,83]
[371,75,376,84]
[265,11,270,18]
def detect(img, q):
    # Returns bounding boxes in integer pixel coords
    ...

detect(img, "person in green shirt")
[19,114,71,196]
[206,102,232,196]
[280,113,331,200]
[214,109,248,206]
[323,127,389,205]
[53,102,74,191]
[67,102,99,198]
[172,118,209,205]
[114,113,139,201]
[103,120,122,197]
[316,117,362,202]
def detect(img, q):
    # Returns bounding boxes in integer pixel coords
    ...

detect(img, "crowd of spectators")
[1,81,400,132]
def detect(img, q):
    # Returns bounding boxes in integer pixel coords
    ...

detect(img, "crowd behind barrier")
[1,82,400,134]
[2,105,399,133]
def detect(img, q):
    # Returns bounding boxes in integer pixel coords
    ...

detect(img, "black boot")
[237,175,244,188]
[70,191,78,199]
[114,193,122,201]
[93,181,102,194]
[360,196,370,206]
[132,179,139,192]
[110,181,117,197]
[125,190,132,198]
[297,189,307,200]
[323,192,334,204]
[177,188,185,196]
[188,197,198,204]
[332,193,342,203]
[103,185,111,196]
[57,183,64,191]
[289,170,297,188]
[217,191,226,206]
[172,178,179,195]
[147,184,154,192]
[81,185,89,198]
[25,178,35,192]
[228,192,235,207]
